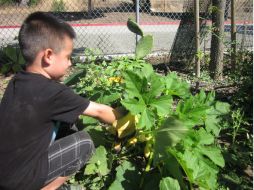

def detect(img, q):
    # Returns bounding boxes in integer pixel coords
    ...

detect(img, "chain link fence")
[0,0,253,63]
[234,0,253,50]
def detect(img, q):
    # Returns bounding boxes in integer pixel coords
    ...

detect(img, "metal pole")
[231,0,236,70]
[204,19,207,66]
[240,21,247,50]
[135,0,140,46]
[195,0,200,78]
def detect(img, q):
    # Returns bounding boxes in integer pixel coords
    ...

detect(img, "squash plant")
[66,61,229,190]
[65,20,230,190]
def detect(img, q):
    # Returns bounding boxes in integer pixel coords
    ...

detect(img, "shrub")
[0,44,25,75]
[52,0,65,12]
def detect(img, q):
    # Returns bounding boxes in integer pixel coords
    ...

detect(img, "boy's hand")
[108,112,136,139]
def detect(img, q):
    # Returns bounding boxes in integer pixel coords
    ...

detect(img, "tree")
[209,0,226,80]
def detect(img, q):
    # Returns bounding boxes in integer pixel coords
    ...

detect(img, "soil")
[0,74,12,100]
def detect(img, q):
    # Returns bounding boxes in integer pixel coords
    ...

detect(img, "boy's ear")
[43,49,54,65]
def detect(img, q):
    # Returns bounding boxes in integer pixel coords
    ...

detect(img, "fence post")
[194,0,200,78]
[231,0,236,70]
[240,21,247,49]
[135,0,140,46]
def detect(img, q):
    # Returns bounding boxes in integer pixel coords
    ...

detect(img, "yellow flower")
[108,77,123,83]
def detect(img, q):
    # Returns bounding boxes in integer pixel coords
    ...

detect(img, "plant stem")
[139,151,154,189]
[145,151,154,172]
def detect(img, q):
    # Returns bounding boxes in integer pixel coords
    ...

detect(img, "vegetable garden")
[60,20,252,190]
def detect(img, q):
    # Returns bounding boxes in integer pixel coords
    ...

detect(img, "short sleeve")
[50,86,90,123]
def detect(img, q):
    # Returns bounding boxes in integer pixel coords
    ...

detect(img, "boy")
[0,12,123,190]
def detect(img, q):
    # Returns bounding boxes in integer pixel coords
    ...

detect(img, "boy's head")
[18,11,75,64]
[19,12,76,79]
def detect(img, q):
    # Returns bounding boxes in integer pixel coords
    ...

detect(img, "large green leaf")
[197,146,225,167]
[123,70,145,99]
[84,146,109,176]
[149,95,172,116]
[169,134,221,190]
[121,98,146,115]
[84,125,107,147]
[84,163,97,175]
[127,18,144,36]
[181,128,224,167]
[81,115,98,125]
[4,45,17,62]
[140,63,154,78]
[187,106,209,118]
[197,128,214,145]
[135,35,153,59]
[181,150,219,189]
[195,156,219,189]
[108,161,141,190]
[164,72,191,98]
[159,177,181,190]
[99,93,121,105]
[205,115,221,136]
[168,149,195,184]
[162,155,186,189]
[138,107,155,129]
[175,91,218,127]
[176,101,208,127]
[215,102,230,114]
[154,117,188,162]
[146,73,165,98]
[122,67,172,129]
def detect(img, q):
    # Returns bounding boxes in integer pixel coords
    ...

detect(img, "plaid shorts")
[44,130,95,184]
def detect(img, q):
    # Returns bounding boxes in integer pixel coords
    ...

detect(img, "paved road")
[0,23,179,55]
[71,24,179,55]
[0,23,252,56]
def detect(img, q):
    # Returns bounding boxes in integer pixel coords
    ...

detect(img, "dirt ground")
[0,7,180,27]
[0,0,251,26]
[0,0,176,26]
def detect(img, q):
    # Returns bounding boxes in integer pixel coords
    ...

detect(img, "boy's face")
[49,36,73,80]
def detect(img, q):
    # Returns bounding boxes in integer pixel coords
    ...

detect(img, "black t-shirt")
[0,71,90,190]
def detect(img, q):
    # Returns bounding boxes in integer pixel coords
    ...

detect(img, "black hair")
[18,11,76,64]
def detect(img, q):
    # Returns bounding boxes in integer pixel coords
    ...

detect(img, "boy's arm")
[82,101,122,124]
